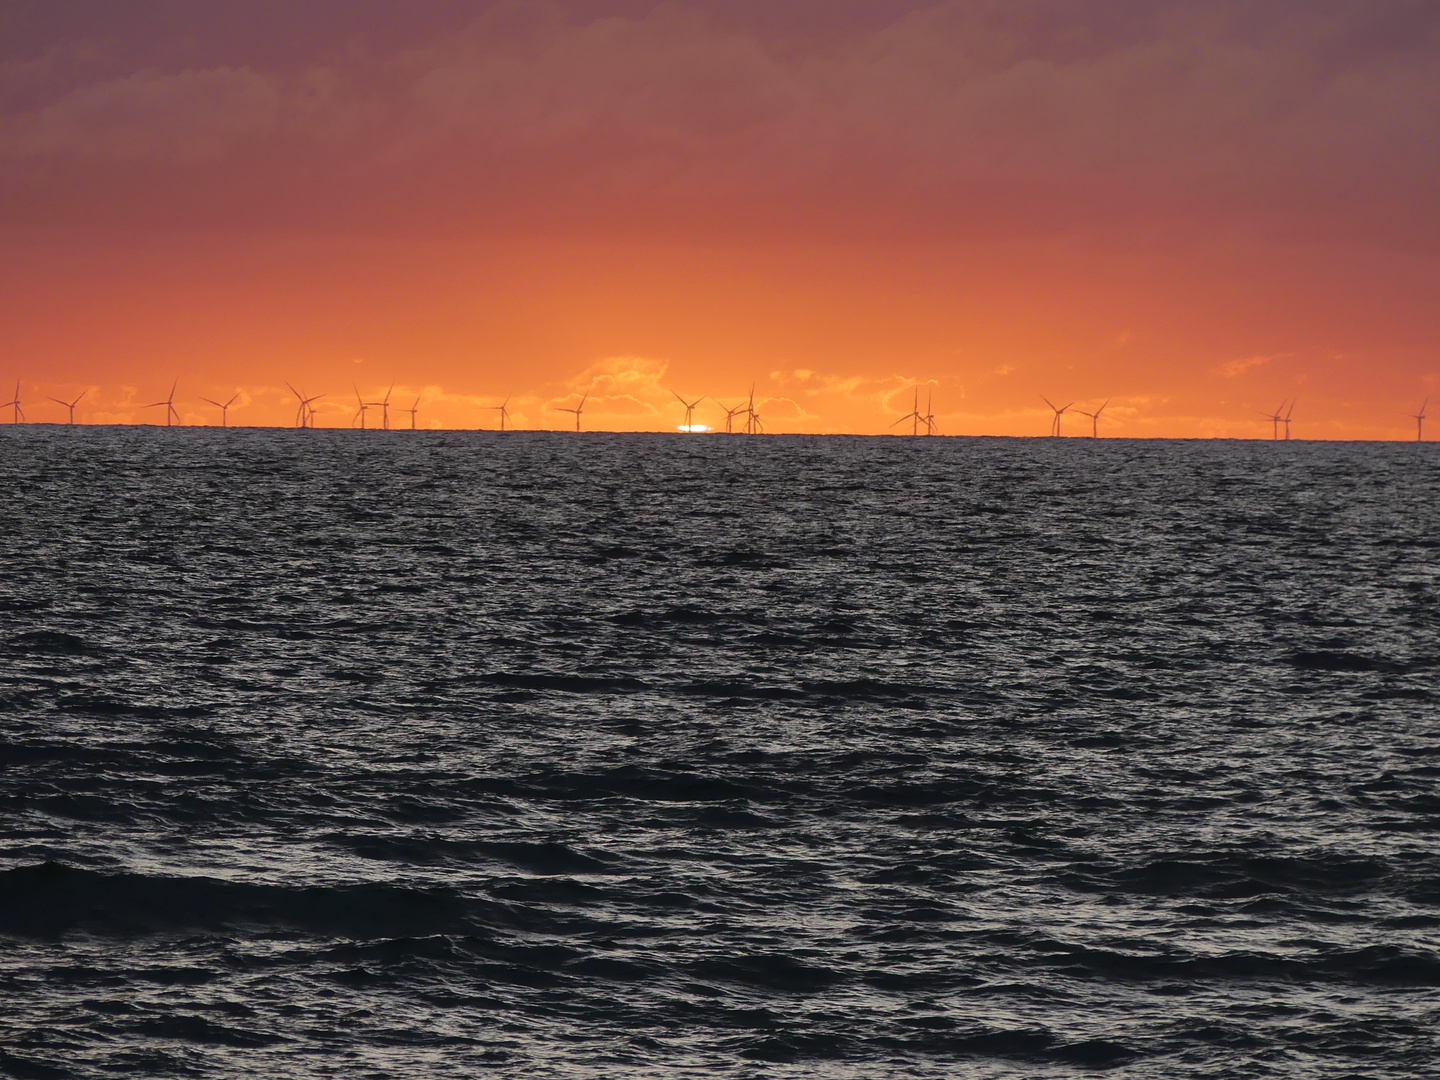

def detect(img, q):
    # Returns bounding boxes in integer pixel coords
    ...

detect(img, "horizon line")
[0,423,1433,444]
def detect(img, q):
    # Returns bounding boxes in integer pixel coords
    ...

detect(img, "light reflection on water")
[0,428,1437,1077]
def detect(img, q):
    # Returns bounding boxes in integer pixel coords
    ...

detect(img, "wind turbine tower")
[890,387,924,436]
[1265,402,1286,440]
[1041,396,1074,437]
[716,400,746,433]
[672,391,703,431]
[3,381,23,423]
[402,396,420,429]
[287,383,323,428]
[1075,399,1109,438]
[488,397,512,431]
[556,393,588,432]
[1282,400,1296,441]
[366,385,393,430]
[922,389,937,435]
[1412,398,1428,442]
[145,380,181,427]
[352,385,370,429]
[744,385,764,434]
[202,392,239,427]
[49,391,85,425]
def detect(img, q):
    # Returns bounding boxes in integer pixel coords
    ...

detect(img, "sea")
[1,428,1437,1079]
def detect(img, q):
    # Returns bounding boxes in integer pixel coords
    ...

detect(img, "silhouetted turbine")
[201,392,239,427]
[715,400,746,433]
[1412,397,1428,442]
[352,385,370,429]
[922,389,938,435]
[2,381,23,423]
[145,379,181,427]
[488,397,511,431]
[1041,396,1074,437]
[365,385,393,430]
[1282,400,1296,441]
[1075,399,1109,438]
[402,396,420,430]
[49,390,85,425]
[744,385,764,434]
[890,387,924,436]
[556,393,588,432]
[1265,401,1286,441]
[286,383,323,428]
[672,391,703,431]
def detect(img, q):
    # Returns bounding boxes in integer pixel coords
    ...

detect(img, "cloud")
[1212,353,1276,378]
[547,355,671,421]
[0,1,1437,242]
[2,67,285,162]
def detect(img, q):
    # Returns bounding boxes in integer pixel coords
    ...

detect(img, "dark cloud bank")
[1,0,1437,243]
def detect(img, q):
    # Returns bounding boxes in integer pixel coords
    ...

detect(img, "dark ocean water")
[1,428,1437,1078]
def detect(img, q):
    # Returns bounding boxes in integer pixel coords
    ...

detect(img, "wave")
[0,862,508,940]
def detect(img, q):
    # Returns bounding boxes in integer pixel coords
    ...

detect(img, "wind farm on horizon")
[0,376,1433,441]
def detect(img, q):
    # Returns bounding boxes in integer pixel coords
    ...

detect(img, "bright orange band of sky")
[1,2,1436,438]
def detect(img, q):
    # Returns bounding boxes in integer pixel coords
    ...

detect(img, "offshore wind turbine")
[286,383,323,428]
[1265,401,1286,440]
[3,381,23,423]
[402,396,420,429]
[352,385,370,429]
[672,391,703,431]
[922,388,937,435]
[1041,396,1074,437]
[1282,400,1296,441]
[145,379,181,427]
[1412,397,1428,442]
[201,392,239,427]
[715,399,746,433]
[1075,399,1109,438]
[366,384,393,430]
[744,385,764,434]
[49,390,85,425]
[890,387,924,435]
[488,397,512,431]
[556,393,588,432]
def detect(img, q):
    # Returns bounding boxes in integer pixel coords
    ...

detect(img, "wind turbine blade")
[1041,395,1056,410]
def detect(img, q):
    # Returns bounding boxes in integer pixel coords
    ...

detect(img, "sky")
[1,0,1437,436]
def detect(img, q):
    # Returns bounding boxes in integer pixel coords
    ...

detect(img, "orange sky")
[2,1,1437,437]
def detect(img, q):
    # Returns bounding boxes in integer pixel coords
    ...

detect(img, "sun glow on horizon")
[0,4,1435,441]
